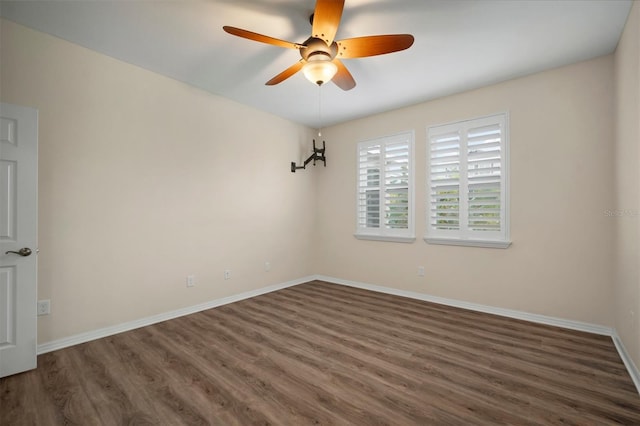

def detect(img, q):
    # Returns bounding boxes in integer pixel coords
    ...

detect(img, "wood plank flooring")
[2,280,639,425]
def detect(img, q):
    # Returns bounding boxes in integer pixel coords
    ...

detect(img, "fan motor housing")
[300,37,338,61]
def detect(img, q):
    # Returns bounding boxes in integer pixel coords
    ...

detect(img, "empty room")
[1,0,639,424]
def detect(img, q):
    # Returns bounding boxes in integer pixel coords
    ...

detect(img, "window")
[356,131,415,242]
[426,113,510,248]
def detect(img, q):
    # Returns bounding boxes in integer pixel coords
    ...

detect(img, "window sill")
[424,237,511,249]
[354,234,416,243]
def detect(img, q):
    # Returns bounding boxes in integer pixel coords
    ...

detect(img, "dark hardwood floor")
[2,280,639,425]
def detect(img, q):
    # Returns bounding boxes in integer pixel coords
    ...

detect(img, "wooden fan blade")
[336,34,414,59]
[312,0,345,46]
[266,60,305,85]
[223,26,302,49]
[331,59,356,91]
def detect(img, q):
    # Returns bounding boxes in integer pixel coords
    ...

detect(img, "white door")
[0,103,38,378]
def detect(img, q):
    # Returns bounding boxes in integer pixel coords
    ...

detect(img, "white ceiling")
[0,0,632,128]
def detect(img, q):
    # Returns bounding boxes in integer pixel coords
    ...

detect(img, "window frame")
[355,131,416,243]
[425,112,511,249]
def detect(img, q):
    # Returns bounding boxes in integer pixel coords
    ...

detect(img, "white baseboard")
[314,274,640,395]
[612,331,640,394]
[37,275,315,355]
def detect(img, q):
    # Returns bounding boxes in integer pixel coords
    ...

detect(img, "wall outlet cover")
[37,300,51,316]
[187,275,195,287]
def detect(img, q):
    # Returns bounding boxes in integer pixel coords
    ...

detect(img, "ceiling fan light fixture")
[302,53,338,86]
[224,0,414,91]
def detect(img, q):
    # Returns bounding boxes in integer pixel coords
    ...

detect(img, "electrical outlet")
[37,300,50,316]
[186,275,195,287]
[224,269,231,280]
[418,266,425,277]
[265,261,271,272]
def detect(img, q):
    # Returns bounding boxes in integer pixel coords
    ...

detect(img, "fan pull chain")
[318,84,323,137]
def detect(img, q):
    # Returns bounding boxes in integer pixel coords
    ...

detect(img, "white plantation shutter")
[384,142,410,230]
[467,122,502,233]
[358,144,381,229]
[429,130,461,231]
[356,132,414,242]
[427,114,510,248]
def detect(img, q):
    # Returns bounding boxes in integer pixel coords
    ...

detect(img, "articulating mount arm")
[291,139,326,173]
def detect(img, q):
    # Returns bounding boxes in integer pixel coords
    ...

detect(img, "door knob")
[5,247,32,257]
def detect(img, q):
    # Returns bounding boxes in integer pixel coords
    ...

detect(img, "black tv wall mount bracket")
[291,139,326,172]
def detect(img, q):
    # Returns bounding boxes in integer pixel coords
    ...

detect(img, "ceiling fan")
[223,0,414,90]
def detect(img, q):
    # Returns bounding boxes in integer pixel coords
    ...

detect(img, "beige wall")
[614,1,640,369]
[1,19,317,343]
[317,55,616,326]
